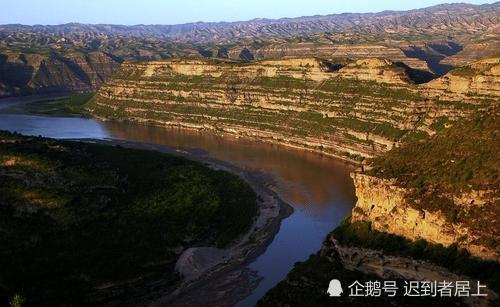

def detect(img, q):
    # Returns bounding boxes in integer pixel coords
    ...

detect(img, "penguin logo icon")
[327,279,343,297]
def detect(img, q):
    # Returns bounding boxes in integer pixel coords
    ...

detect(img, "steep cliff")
[86,57,488,163]
[0,51,122,97]
[351,174,498,260]
[425,56,500,97]
[352,110,499,260]
[331,237,498,307]
[259,222,499,306]
[336,58,413,84]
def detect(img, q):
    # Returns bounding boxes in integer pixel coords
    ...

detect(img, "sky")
[1,0,495,25]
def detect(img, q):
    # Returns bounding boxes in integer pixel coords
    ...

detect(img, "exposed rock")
[336,58,412,84]
[425,56,500,97]
[331,238,498,307]
[351,173,499,260]
[1,2,498,97]
[0,51,122,97]
[87,57,488,163]
[1,3,496,45]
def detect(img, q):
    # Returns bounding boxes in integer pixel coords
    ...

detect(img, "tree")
[9,294,25,307]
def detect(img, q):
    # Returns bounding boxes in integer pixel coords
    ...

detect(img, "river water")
[0,99,356,306]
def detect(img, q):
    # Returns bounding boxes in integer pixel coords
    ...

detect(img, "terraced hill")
[86,56,496,163]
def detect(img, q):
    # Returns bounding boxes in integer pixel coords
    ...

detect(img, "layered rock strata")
[351,173,499,260]
[87,57,487,163]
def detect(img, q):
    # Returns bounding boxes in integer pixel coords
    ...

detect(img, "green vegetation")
[450,65,477,77]
[367,110,499,248]
[259,219,498,306]
[250,76,315,89]
[20,94,94,116]
[0,131,257,305]
[259,232,465,306]
[9,294,25,307]
[369,110,499,193]
[88,75,427,144]
[319,78,421,101]
[333,220,500,294]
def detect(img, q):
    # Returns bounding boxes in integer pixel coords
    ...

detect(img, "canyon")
[1,2,499,306]
[85,54,499,306]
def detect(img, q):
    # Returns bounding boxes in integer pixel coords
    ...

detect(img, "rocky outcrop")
[1,3,497,97]
[138,57,332,81]
[0,51,121,97]
[336,58,412,84]
[425,57,500,97]
[351,173,499,260]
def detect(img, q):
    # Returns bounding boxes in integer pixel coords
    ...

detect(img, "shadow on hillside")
[403,42,463,76]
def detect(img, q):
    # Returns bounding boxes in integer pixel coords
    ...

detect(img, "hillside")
[1,2,498,97]
[356,109,499,260]
[258,109,500,306]
[0,51,121,96]
[85,56,495,163]
[426,56,500,97]
[0,132,257,305]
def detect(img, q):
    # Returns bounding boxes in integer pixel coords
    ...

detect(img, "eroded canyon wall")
[87,57,492,163]
[351,174,499,260]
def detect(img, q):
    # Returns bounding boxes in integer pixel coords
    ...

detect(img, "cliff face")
[336,58,412,84]
[0,51,121,97]
[349,108,500,261]
[351,174,499,260]
[87,57,487,163]
[425,57,500,97]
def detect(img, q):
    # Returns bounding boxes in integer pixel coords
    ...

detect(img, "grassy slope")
[0,132,257,305]
[20,93,95,116]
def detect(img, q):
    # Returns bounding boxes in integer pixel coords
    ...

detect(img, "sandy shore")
[71,138,294,306]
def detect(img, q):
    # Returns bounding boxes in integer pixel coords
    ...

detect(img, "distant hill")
[0,2,498,97]
[1,2,498,43]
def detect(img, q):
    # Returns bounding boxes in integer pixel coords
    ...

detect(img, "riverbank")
[73,138,294,306]
[0,104,355,306]
[0,132,281,305]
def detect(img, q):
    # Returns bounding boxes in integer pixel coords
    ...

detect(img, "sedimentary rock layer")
[87,57,488,162]
[351,173,499,260]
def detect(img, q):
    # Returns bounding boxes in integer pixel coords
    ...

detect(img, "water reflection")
[0,114,109,139]
[103,122,356,306]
